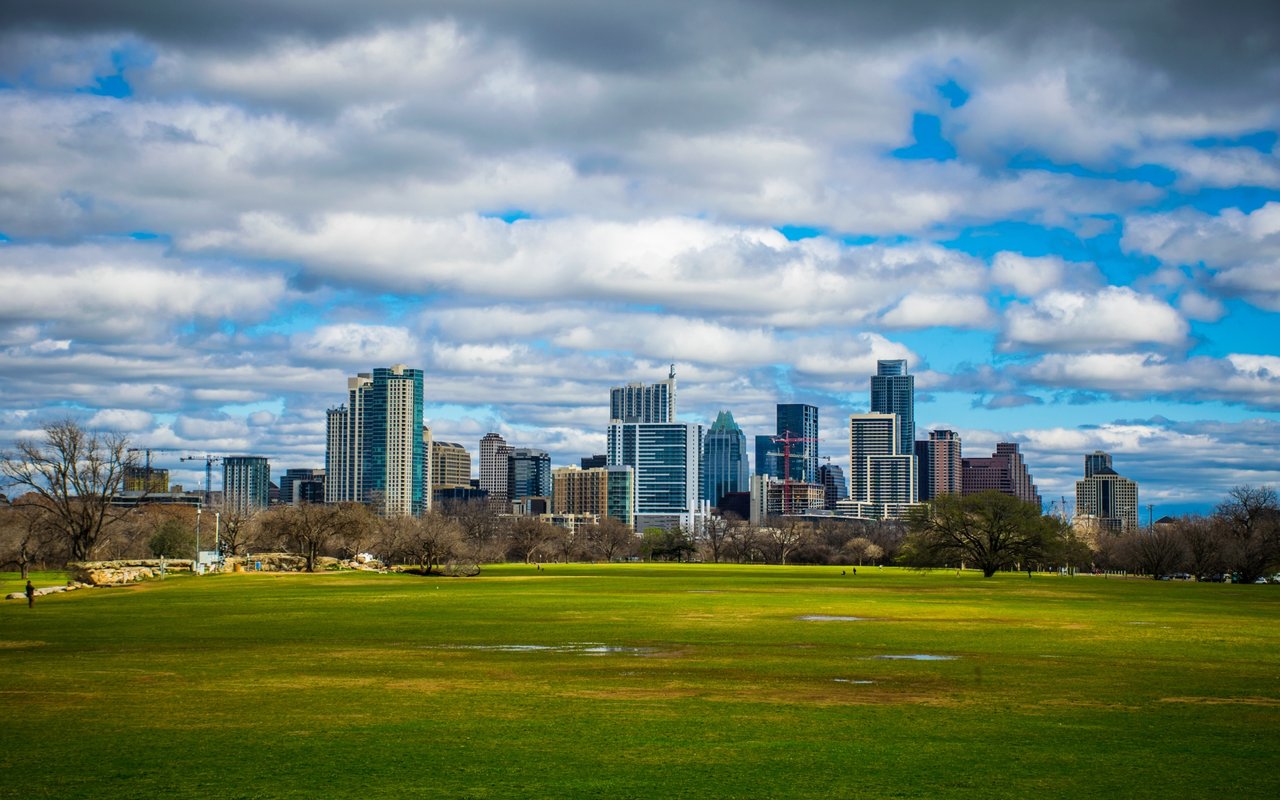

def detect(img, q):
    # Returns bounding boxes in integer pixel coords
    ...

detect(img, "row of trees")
[1087,486,1280,582]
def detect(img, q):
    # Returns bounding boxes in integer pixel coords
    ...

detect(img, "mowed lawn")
[2,565,1278,799]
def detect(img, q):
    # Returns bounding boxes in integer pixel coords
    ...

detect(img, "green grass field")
[2,565,1278,798]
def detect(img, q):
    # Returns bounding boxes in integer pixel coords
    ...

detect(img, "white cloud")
[1022,352,1280,408]
[86,408,154,432]
[291,324,419,366]
[1123,202,1280,311]
[990,252,1101,296]
[0,241,288,339]
[879,293,993,328]
[1178,290,1226,322]
[1002,287,1187,351]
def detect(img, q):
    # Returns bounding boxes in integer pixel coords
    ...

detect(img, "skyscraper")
[755,434,780,478]
[431,440,472,489]
[324,364,426,516]
[1074,451,1139,533]
[702,410,749,508]
[223,456,270,515]
[609,366,677,423]
[817,463,848,509]
[325,373,371,505]
[870,359,915,460]
[775,403,819,483]
[508,448,552,501]
[918,429,962,502]
[961,442,1041,508]
[479,432,513,504]
[607,421,706,531]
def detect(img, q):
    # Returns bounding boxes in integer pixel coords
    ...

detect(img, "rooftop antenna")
[669,363,676,380]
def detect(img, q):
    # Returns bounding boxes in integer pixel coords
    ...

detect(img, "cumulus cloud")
[990,252,1101,296]
[185,213,995,327]
[1122,202,1280,311]
[291,324,419,367]
[0,241,288,340]
[86,408,154,432]
[1021,352,1280,408]
[1002,287,1188,351]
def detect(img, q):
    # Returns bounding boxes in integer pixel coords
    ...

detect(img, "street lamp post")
[215,511,221,570]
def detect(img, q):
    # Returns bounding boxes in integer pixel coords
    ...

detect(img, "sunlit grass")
[2,564,1278,798]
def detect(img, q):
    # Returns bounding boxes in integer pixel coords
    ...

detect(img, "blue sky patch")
[892,113,957,161]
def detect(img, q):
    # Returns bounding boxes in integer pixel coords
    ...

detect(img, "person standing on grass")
[25,580,35,608]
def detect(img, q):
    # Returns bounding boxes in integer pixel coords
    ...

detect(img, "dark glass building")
[702,410,749,508]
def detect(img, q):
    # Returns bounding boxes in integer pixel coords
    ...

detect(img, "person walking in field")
[25,580,35,608]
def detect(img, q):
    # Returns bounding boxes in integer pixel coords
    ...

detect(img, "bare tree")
[843,536,874,566]
[1121,527,1186,579]
[700,514,731,563]
[1215,485,1280,583]
[761,516,810,565]
[583,517,636,562]
[506,517,559,563]
[0,502,62,579]
[331,504,378,560]
[259,502,367,572]
[217,508,259,557]
[384,511,461,574]
[724,518,762,563]
[1174,515,1224,579]
[446,499,506,562]
[1,420,136,562]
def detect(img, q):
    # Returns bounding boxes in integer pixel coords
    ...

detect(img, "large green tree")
[902,491,1058,577]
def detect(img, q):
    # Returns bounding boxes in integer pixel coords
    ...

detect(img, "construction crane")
[180,454,222,508]
[126,447,175,493]
[769,430,818,514]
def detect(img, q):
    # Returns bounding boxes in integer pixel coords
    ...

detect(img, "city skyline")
[1,2,1278,517]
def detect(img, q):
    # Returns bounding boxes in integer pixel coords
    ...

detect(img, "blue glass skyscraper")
[870,359,914,459]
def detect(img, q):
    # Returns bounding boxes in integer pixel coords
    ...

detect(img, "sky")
[1,0,1278,517]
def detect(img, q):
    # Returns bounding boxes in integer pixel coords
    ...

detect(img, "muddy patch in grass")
[873,654,958,661]
[426,642,655,656]
[797,615,874,622]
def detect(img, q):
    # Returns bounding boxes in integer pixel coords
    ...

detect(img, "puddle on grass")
[428,643,652,656]
[873,654,957,661]
[833,678,876,684]
[797,615,872,622]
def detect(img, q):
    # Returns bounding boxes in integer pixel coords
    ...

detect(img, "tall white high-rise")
[845,412,916,519]
[479,432,513,504]
[609,366,677,423]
